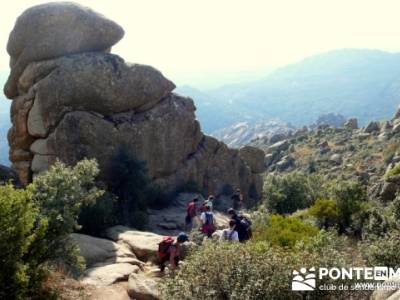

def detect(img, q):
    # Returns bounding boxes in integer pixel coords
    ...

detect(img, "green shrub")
[161,231,365,300]
[78,192,117,236]
[361,230,400,268]
[0,159,102,299]
[253,214,319,248]
[0,184,49,300]
[263,172,325,214]
[108,149,162,229]
[385,162,400,177]
[308,199,339,229]
[391,195,400,220]
[383,141,400,165]
[330,180,367,233]
[361,206,392,238]
[146,186,174,210]
[31,159,103,273]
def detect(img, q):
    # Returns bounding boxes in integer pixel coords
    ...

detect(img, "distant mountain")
[0,71,11,166]
[175,85,260,133]
[180,49,400,133]
[312,113,346,129]
[211,119,294,148]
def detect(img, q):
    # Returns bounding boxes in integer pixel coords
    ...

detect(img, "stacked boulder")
[4,2,263,199]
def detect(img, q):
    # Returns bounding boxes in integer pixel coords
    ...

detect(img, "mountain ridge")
[180,48,400,133]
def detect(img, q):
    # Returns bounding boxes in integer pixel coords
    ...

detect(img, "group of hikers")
[158,189,252,272]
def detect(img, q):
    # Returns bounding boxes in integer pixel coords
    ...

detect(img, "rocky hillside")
[211,119,294,148]
[210,113,346,148]
[250,108,400,201]
[4,2,263,199]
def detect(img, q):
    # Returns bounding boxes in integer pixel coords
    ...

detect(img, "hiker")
[219,219,239,242]
[227,208,252,242]
[185,197,199,230]
[200,205,215,238]
[201,195,215,212]
[231,188,243,210]
[158,232,189,272]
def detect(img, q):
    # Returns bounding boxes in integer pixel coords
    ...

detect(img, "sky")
[1,0,400,88]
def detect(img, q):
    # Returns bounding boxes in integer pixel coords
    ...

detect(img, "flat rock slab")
[105,226,164,262]
[82,263,138,286]
[86,282,130,300]
[71,233,136,267]
[128,272,160,300]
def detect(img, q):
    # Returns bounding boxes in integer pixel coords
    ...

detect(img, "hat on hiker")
[177,232,189,243]
[227,208,236,215]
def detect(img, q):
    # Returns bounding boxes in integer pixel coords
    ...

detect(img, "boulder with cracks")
[5,2,263,200]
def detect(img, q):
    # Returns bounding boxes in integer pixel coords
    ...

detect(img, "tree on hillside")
[0,159,103,299]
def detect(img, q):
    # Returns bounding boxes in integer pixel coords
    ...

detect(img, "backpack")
[239,216,252,230]
[158,236,174,258]
[205,212,214,225]
[239,216,252,239]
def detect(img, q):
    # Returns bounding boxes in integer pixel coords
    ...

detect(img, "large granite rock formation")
[4,2,124,98]
[5,2,263,199]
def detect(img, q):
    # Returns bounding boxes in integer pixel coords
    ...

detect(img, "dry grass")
[44,267,88,300]
[294,145,314,162]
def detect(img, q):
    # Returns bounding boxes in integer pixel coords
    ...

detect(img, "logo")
[292,267,316,291]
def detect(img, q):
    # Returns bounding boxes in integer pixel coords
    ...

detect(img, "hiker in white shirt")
[219,220,239,242]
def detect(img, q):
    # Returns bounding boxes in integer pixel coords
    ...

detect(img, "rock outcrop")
[128,272,160,300]
[364,121,380,133]
[71,233,142,268]
[4,2,124,99]
[5,2,262,199]
[344,118,358,130]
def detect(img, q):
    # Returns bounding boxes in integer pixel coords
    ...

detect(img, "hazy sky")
[1,0,400,87]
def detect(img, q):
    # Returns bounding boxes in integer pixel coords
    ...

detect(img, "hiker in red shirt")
[158,233,189,272]
[185,197,199,230]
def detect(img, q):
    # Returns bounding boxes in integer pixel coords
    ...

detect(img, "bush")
[253,214,319,248]
[308,199,339,229]
[263,172,325,214]
[31,159,103,273]
[108,148,164,229]
[0,159,103,299]
[361,230,400,268]
[161,231,365,300]
[0,184,49,300]
[391,194,400,220]
[330,180,367,233]
[78,192,117,236]
[385,162,400,177]
[360,206,392,238]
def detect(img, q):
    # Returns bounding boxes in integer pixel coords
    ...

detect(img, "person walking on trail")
[231,188,243,210]
[201,195,215,212]
[219,219,239,242]
[158,232,189,272]
[185,197,199,230]
[227,208,252,242]
[200,205,215,238]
